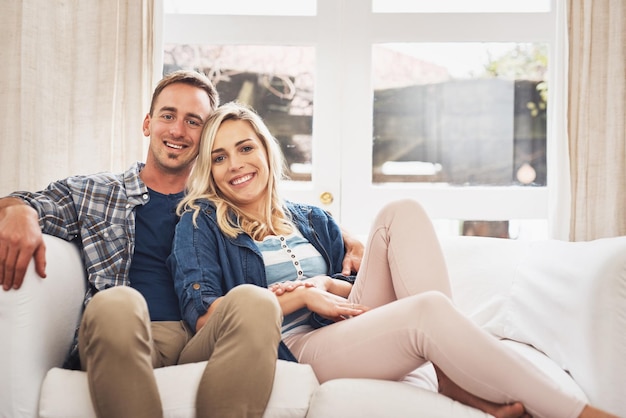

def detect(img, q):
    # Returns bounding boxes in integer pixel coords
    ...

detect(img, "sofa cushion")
[39,360,319,418]
[305,378,490,418]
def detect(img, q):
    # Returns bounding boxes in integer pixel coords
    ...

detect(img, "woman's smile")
[230,173,256,186]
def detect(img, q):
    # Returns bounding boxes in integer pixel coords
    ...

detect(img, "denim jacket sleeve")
[168,209,228,331]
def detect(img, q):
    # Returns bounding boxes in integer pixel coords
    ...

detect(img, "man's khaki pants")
[79,284,282,418]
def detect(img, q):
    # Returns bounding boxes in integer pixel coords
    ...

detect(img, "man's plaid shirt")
[11,162,150,368]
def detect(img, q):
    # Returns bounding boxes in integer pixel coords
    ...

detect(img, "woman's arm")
[272,282,368,321]
[270,275,352,298]
[170,210,229,333]
[195,296,224,332]
[305,275,352,297]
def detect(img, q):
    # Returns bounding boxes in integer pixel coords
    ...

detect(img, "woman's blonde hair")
[177,102,292,240]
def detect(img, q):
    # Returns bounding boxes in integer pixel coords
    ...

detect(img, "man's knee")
[79,286,153,368]
[86,286,147,320]
[224,284,282,329]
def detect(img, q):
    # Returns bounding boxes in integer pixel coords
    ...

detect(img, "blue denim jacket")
[168,200,347,361]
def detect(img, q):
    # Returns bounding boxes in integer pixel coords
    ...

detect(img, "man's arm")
[340,226,364,275]
[0,197,47,290]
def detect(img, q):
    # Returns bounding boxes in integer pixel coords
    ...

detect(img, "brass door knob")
[319,192,334,205]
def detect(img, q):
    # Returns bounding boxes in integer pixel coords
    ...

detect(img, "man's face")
[142,82,213,175]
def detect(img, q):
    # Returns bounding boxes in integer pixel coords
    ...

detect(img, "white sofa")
[1,234,625,418]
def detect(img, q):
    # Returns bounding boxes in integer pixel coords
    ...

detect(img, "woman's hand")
[270,277,365,318]
[303,287,369,322]
[270,275,352,298]
[269,280,314,296]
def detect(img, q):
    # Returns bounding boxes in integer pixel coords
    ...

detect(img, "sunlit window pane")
[372,0,550,13]
[434,219,549,240]
[372,43,548,186]
[164,44,315,181]
[164,0,316,16]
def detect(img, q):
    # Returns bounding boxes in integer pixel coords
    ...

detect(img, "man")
[0,70,362,418]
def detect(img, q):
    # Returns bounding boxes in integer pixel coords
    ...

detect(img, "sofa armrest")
[0,234,85,418]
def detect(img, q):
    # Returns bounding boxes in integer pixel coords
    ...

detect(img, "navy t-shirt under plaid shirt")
[129,188,183,321]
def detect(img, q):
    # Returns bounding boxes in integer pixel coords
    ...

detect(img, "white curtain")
[549,0,573,241]
[0,0,157,195]
[567,0,626,240]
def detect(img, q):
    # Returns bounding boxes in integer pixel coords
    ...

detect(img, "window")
[164,0,316,16]
[372,0,550,13]
[162,0,559,239]
[372,42,548,187]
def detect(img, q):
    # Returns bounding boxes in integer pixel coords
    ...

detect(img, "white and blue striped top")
[256,228,327,336]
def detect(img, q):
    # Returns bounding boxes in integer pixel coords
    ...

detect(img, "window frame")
[162,0,562,238]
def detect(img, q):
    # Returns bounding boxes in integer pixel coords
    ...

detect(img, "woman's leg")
[340,199,585,417]
[349,199,452,308]
[287,291,585,418]
[348,199,527,412]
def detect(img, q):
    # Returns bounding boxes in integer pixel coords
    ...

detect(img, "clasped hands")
[269,276,370,322]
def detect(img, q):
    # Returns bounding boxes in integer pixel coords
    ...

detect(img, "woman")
[168,102,617,418]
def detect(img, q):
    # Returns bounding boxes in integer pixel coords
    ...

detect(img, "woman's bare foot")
[579,405,619,418]
[434,365,529,418]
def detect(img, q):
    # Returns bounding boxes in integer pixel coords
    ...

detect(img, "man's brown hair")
[149,70,219,116]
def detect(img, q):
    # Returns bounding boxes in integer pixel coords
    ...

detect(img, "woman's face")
[210,119,270,215]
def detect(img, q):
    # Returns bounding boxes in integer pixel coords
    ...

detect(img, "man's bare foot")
[434,365,528,418]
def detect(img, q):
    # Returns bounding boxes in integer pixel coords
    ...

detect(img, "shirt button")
[192,283,201,290]
[126,204,131,209]
[143,194,149,200]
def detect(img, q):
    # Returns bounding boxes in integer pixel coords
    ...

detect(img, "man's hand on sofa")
[0,198,47,290]
[340,227,364,275]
